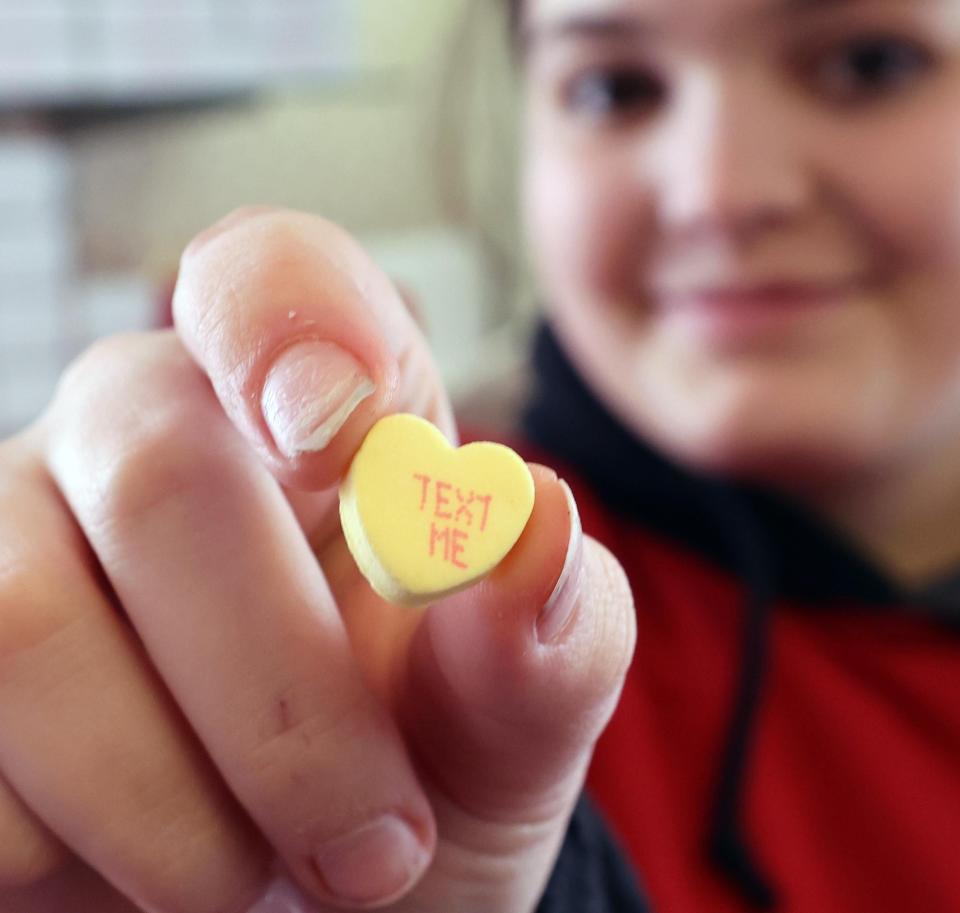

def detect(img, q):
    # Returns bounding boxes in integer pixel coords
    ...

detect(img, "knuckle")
[0,817,64,888]
[86,403,228,542]
[0,542,80,672]
[49,331,188,435]
[43,333,226,543]
[0,561,31,661]
[0,540,72,673]
[53,332,151,412]
[0,455,79,672]
[0,431,38,480]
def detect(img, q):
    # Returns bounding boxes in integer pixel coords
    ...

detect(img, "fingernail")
[262,340,375,458]
[313,814,429,906]
[536,479,584,645]
[245,873,319,913]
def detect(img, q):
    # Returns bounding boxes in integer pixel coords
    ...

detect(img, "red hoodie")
[516,323,960,913]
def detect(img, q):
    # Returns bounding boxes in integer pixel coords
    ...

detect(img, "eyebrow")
[777,0,866,14]
[520,13,657,50]
[521,0,868,50]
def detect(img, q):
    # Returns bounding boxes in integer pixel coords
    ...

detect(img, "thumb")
[397,464,637,912]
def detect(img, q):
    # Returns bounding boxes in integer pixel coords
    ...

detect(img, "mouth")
[652,279,863,346]
[656,278,861,308]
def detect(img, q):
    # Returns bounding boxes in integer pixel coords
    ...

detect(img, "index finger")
[173,207,456,491]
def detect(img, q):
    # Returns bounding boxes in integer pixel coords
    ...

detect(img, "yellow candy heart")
[339,413,535,606]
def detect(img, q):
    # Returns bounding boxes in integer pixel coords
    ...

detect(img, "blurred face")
[521,0,960,492]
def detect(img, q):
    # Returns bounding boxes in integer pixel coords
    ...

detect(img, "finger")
[412,468,635,800]
[397,466,636,911]
[173,207,456,491]
[0,432,270,913]
[0,769,65,888]
[46,332,437,910]
[1,855,145,913]
[0,443,66,892]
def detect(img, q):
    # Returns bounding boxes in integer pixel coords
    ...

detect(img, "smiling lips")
[653,279,861,346]
[658,278,860,308]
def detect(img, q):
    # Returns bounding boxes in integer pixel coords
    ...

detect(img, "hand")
[0,208,636,913]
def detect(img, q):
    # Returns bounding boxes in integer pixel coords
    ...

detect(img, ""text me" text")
[413,474,493,569]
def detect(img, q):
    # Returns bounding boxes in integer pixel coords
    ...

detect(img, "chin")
[639,404,875,493]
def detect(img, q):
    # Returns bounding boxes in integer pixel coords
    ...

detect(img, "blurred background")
[0,0,532,437]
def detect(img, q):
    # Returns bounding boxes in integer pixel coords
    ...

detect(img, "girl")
[517,0,960,910]
[3,0,960,911]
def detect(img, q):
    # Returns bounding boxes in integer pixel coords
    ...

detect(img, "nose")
[651,68,812,242]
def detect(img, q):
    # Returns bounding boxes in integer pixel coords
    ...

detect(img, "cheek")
[833,108,960,403]
[525,141,650,305]
[832,104,960,272]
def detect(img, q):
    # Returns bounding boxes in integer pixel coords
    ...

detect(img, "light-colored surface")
[70,0,496,272]
[0,0,358,106]
[339,413,535,606]
[0,0,530,436]
[361,227,533,406]
[0,133,72,433]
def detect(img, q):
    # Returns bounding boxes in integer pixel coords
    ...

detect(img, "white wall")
[0,0,529,434]
[70,0,531,416]
[72,0,512,275]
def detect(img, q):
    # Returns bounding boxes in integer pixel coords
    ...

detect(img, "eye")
[561,66,667,120]
[801,34,935,104]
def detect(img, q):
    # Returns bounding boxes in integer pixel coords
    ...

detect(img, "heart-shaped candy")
[339,413,535,606]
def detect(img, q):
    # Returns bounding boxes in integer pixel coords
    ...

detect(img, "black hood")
[520,321,938,909]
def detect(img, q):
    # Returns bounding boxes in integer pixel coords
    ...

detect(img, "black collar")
[520,320,958,910]
[522,321,911,611]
